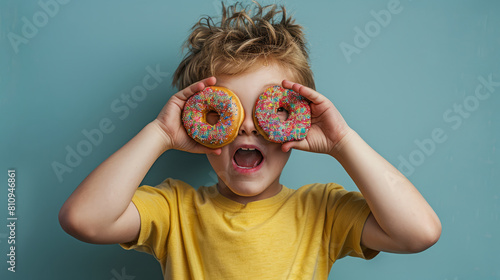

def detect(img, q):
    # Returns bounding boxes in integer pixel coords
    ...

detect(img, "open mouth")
[233,147,264,169]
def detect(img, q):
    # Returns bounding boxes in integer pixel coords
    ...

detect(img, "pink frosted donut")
[182,86,244,148]
[253,85,311,143]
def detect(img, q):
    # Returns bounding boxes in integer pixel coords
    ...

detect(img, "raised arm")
[281,80,441,253]
[58,77,220,244]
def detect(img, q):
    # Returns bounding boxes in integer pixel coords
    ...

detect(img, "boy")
[59,2,441,279]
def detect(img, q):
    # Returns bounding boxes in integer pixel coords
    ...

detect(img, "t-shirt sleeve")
[325,183,379,261]
[119,179,176,260]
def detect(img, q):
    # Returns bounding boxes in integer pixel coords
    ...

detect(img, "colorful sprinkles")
[254,85,311,143]
[182,87,241,147]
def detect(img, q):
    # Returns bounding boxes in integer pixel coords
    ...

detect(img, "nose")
[238,111,258,136]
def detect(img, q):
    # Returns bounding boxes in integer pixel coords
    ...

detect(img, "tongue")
[234,149,263,168]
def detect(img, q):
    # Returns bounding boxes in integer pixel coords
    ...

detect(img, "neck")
[216,181,283,205]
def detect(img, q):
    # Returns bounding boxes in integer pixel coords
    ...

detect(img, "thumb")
[281,139,309,153]
[180,138,222,155]
[191,144,222,155]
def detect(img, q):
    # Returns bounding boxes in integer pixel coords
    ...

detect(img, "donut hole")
[206,110,220,125]
[277,107,289,122]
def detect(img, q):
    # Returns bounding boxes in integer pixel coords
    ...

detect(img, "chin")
[227,183,266,197]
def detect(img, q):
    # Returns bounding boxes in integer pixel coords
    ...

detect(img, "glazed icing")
[254,85,311,143]
[182,87,241,147]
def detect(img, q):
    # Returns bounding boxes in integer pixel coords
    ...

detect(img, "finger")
[177,76,217,101]
[282,80,327,105]
[194,146,222,156]
[281,139,309,153]
[184,76,217,98]
[197,145,222,156]
[184,140,222,155]
[281,79,296,90]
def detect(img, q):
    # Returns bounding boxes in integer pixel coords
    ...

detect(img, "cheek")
[207,149,231,170]
[207,154,222,170]
[268,145,291,167]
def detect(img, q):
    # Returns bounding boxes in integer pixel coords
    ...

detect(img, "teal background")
[1,0,499,279]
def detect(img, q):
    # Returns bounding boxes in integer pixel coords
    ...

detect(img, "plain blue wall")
[1,0,499,279]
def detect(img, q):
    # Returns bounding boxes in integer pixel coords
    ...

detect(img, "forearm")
[331,129,441,247]
[59,120,170,230]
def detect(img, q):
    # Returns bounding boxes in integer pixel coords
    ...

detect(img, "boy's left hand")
[281,80,353,157]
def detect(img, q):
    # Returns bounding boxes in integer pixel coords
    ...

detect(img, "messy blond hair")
[172,1,315,90]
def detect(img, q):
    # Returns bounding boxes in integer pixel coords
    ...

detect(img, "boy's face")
[207,62,294,204]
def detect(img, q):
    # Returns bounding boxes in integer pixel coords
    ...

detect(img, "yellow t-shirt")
[120,178,378,279]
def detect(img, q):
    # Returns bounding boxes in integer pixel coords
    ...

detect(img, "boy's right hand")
[151,76,222,155]
[59,77,220,245]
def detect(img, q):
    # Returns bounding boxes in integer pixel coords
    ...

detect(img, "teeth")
[240,148,255,151]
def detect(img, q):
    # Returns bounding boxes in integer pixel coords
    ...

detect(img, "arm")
[59,77,220,244]
[281,80,441,253]
[332,129,441,253]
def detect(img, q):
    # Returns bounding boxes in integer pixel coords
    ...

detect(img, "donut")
[182,86,244,148]
[253,85,311,143]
